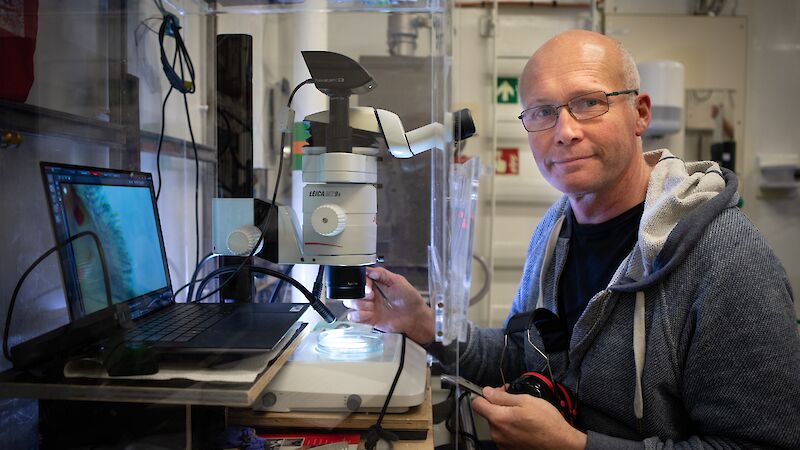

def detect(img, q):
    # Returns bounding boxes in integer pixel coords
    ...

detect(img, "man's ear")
[633,93,652,137]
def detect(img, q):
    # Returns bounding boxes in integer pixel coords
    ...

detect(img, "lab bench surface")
[0,323,309,407]
[0,325,435,449]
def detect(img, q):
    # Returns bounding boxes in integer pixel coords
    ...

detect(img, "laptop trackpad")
[187,311,300,351]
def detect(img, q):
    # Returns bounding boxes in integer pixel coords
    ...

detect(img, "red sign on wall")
[496,148,520,175]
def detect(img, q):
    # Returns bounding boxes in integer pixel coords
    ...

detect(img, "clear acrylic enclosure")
[0,0,476,447]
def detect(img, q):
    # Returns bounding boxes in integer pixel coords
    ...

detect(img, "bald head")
[519,30,639,105]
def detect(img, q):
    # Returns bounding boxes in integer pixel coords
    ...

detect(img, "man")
[345,30,800,449]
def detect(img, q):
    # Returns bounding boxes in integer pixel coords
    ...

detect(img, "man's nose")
[554,107,582,145]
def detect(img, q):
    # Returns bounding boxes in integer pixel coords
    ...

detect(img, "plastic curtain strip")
[438,156,481,345]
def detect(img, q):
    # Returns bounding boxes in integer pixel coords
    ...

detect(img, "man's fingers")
[342,298,375,312]
[346,309,375,324]
[483,387,522,407]
[470,395,492,418]
[365,266,394,287]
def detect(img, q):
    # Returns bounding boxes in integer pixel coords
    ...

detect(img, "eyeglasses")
[518,89,639,132]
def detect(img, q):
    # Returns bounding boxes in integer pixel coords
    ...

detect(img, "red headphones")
[507,371,578,426]
[503,309,579,426]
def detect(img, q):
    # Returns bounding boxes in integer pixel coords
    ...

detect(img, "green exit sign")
[497,77,518,104]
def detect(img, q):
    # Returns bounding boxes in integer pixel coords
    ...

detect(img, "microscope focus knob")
[227,225,262,255]
[311,204,346,237]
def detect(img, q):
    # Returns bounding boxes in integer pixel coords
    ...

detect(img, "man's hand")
[342,267,435,346]
[471,386,587,450]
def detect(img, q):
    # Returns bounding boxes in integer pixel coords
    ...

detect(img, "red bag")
[0,0,39,102]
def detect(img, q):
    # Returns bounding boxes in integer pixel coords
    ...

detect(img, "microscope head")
[302,51,376,96]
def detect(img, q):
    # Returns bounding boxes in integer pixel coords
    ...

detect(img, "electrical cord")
[288,79,313,107]
[155,37,178,202]
[157,11,195,95]
[173,252,217,302]
[466,389,482,450]
[155,84,174,201]
[3,231,112,364]
[153,0,200,270]
[364,333,407,450]
[192,264,335,323]
[183,75,313,312]
[192,141,282,303]
[266,265,295,304]
[312,265,325,300]
[180,58,201,270]
[443,389,485,450]
[191,75,309,304]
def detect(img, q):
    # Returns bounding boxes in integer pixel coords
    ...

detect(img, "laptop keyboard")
[126,305,233,343]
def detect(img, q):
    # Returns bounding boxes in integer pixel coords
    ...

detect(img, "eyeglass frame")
[517,89,639,132]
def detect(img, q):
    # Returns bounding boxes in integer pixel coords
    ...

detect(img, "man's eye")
[575,98,605,110]
[532,107,556,119]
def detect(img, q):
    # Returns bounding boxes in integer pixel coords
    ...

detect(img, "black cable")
[364,334,407,450]
[267,264,294,304]
[188,78,307,308]
[466,390,484,450]
[155,84,174,201]
[191,266,238,303]
[287,78,313,107]
[172,279,200,302]
[153,1,200,268]
[445,390,485,450]
[179,56,200,269]
[193,105,290,303]
[3,231,112,364]
[192,264,335,323]
[155,38,178,202]
[176,252,216,302]
[312,265,325,300]
[157,12,195,95]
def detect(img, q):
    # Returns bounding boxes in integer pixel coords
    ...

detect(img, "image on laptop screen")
[41,163,173,320]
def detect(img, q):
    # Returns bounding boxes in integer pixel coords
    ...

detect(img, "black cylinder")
[325,266,366,299]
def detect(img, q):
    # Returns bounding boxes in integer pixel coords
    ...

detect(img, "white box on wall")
[605,14,747,172]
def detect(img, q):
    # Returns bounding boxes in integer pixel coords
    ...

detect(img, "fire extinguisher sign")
[496,148,519,175]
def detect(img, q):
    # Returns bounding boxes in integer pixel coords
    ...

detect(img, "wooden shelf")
[227,373,433,444]
[0,324,309,407]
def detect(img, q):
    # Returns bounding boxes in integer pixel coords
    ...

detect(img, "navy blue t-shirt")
[558,202,644,339]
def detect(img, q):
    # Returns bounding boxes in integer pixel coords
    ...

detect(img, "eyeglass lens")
[520,91,610,132]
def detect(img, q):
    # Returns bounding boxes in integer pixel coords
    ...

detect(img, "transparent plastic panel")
[440,156,480,345]
[1,0,458,447]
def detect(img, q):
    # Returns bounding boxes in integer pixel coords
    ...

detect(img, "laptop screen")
[41,162,173,321]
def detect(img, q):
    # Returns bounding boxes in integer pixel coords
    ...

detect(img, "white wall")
[739,0,800,318]
[603,0,800,319]
[460,1,799,326]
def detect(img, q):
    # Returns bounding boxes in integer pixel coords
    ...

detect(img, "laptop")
[37,161,308,354]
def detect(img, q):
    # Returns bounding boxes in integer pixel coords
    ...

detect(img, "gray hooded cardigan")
[430,150,800,449]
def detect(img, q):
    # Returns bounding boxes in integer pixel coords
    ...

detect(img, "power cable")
[174,252,217,302]
[3,231,112,364]
[267,265,295,304]
[179,55,201,269]
[364,333,407,450]
[155,84,174,201]
[192,265,335,323]
[191,76,310,304]
[152,0,200,270]
[288,79,314,107]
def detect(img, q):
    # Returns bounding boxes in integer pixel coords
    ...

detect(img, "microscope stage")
[255,329,427,413]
